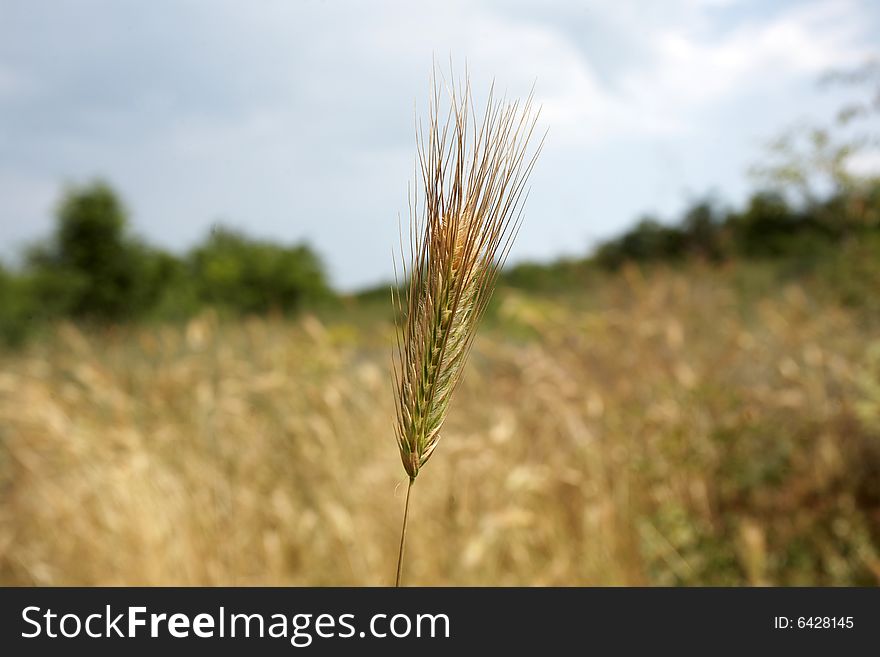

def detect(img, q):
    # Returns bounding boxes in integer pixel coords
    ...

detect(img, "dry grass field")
[1,265,879,585]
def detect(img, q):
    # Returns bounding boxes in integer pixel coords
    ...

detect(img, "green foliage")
[2,171,879,350]
[502,258,594,292]
[0,181,334,345]
[592,58,880,275]
[0,265,39,347]
[814,232,880,315]
[594,185,880,277]
[595,216,687,269]
[680,200,727,262]
[729,191,811,258]
[23,181,163,322]
[190,227,331,315]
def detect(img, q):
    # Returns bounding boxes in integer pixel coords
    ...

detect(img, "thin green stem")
[395,477,415,587]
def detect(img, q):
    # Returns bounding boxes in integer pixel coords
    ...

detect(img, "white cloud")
[642,0,866,99]
[542,0,873,144]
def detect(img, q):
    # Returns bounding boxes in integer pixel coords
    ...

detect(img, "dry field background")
[1,265,879,585]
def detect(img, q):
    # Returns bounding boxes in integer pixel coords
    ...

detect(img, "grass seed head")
[393,70,543,479]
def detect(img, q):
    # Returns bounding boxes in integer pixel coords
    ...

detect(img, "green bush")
[25,181,165,321]
[680,200,727,262]
[502,258,592,291]
[0,265,40,347]
[595,216,688,269]
[592,185,880,281]
[189,226,331,315]
[0,181,337,346]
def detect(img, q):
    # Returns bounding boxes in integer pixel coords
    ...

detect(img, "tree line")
[0,181,332,345]
[3,174,878,347]
[502,181,880,318]
[591,185,880,269]
[506,60,880,302]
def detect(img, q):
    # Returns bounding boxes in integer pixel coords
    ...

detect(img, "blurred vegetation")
[0,181,331,345]
[188,227,331,315]
[590,184,880,267]
[3,77,879,345]
[2,177,879,348]
[508,60,880,318]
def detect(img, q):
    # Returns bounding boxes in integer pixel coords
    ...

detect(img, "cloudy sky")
[1,0,878,289]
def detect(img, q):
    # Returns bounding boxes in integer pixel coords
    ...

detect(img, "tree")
[681,199,726,262]
[26,180,166,321]
[751,60,880,209]
[189,226,331,314]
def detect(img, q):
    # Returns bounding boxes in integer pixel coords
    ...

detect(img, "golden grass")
[0,266,878,585]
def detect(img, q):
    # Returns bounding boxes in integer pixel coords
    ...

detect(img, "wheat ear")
[392,71,543,586]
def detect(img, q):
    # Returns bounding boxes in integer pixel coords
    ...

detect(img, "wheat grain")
[392,69,543,585]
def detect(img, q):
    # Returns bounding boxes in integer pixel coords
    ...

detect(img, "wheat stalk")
[392,70,543,586]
